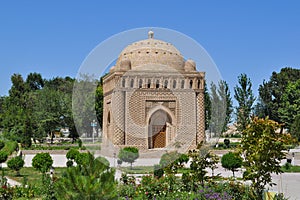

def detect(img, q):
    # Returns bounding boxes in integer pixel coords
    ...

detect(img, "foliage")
[72,74,100,137]
[117,174,258,200]
[257,67,300,123]
[291,115,300,141]
[281,164,300,172]
[32,152,53,173]
[55,152,116,200]
[159,151,189,174]
[278,79,300,130]
[209,81,233,136]
[186,143,219,188]
[66,148,80,160]
[0,141,4,150]
[154,164,164,178]
[221,152,242,177]
[7,156,25,176]
[0,151,8,165]
[66,160,73,168]
[96,156,110,167]
[234,73,256,132]
[239,117,294,199]
[118,147,139,169]
[223,138,230,148]
[0,73,78,146]
[2,141,19,155]
[204,82,212,130]
[117,159,122,165]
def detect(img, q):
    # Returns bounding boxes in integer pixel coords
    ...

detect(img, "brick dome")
[116,31,185,71]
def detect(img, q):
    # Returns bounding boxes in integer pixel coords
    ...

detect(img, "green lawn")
[119,166,154,174]
[3,167,67,186]
[119,165,192,174]
[281,165,300,173]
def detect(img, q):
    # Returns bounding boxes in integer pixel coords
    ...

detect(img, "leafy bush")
[7,156,24,176]
[66,160,73,167]
[159,151,189,174]
[154,164,164,178]
[0,151,8,166]
[118,147,139,169]
[224,138,230,148]
[66,148,79,160]
[117,159,122,166]
[221,152,242,177]
[32,152,53,173]
[96,156,110,167]
[0,141,5,150]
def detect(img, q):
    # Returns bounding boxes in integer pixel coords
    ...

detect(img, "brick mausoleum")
[102,31,205,152]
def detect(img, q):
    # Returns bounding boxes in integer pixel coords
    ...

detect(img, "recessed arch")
[146,105,176,149]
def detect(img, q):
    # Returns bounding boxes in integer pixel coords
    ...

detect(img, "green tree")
[291,115,300,141]
[204,82,211,130]
[118,147,139,169]
[66,148,80,161]
[26,72,44,91]
[239,117,294,199]
[95,78,104,126]
[32,152,53,173]
[258,67,300,123]
[221,152,242,177]
[209,80,233,136]
[72,74,100,138]
[7,156,24,176]
[278,79,300,130]
[219,80,233,133]
[234,73,256,132]
[55,152,116,200]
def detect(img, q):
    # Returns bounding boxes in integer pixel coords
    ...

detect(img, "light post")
[91,120,97,143]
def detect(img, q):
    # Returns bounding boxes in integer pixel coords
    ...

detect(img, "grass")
[3,167,67,186]
[119,166,154,174]
[281,165,300,173]
[119,166,192,174]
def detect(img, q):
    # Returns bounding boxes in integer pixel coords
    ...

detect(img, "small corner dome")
[120,58,131,71]
[110,65,116,72]
[184,59,196,72]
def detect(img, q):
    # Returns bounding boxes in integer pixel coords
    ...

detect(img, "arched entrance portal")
[148,110,172,149]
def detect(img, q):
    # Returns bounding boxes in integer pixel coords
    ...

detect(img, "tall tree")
[234,73,256,132]
[278,79,300,130]
[218,80,233,133]
[209,82,223,135]
[26,72,44,91]
[204,82,211,130]
[258,67,300,123]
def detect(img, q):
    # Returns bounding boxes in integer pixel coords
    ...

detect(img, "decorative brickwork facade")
[102,31,205,152]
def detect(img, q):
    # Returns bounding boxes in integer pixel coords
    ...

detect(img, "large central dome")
[115,31,185,71]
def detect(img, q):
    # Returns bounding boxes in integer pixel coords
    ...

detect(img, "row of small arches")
[121,78,202,90]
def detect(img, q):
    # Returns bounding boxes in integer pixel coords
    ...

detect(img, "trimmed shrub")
[32,153,53,173]
[0,151,8,166]
[153,164,164,178]
[7,156,24,176]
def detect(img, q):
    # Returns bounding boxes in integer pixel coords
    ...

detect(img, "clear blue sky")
[0,1,299,99]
